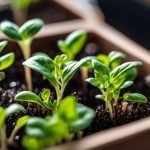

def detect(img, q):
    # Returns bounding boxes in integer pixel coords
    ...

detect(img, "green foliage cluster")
[0,20,148,150]
[86,53,148,118]
[22,96,95,150]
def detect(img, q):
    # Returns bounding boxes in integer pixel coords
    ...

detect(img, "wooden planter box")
[1,20,150,150]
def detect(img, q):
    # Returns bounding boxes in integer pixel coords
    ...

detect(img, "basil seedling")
[1,19,44,90]
[86,59,148,118]
[58,30,87,61]
[97,51,137,80]
[10,0,39,25]
[17,54,93,107]
[22,96,95,150]
[0,104,26,150]
[0,41,15,81]
[58,30,91,86]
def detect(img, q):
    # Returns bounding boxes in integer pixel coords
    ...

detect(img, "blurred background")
[0,0,150,50]
[95,0,150,50]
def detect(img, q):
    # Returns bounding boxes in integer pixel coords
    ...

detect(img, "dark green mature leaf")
[58,96,77,123]
[0,52,15,71]
[70,103,95,132]
[23,55,57,86]
[58,30,87,60]
[15,91,45,108]
[19,19,44,39]
[123,93,148,103]
[1,21,22,41]
[0,41,8,53]
[6,104,25,117]
[110,61,142,81]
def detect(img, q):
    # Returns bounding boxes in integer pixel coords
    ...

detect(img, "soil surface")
[0,41,150,150]
[0,0,78,24]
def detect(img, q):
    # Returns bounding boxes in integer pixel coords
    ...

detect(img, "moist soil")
[0,0,79,24]
[0,41,150,150]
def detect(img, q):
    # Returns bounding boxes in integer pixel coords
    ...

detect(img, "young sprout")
[86,59,148,118]
[15,54,93,108]
[0,41,15,81]
[58,30,91,87]
[58,30,87,61]
[1,19,44,90]
[97,51,126,69]
[97,51,137,80]
[22,96,95,150]
[0,104,26,150]
[10,0,39,25]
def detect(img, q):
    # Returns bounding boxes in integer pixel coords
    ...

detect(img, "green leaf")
[70,103,95,132]
[109,51,125,65]
[58,30,87,60]
[120,81,133,89]
[63,56,93,84]
[58,96,77,123]
[15,91,45,108]
[0,53,15,71]
[0,107,6,128]
[85,78,98,87]
[6,104,25,117]
[1,21,22,41]
[23,55,57,87]
[0,41,8,53]
[25,117,47,138]
[123,93,148,103]
[16,116,30,129]
[92,59,110,76]
[19,19,44,39]
[97,54,109,66]
[41,89,51,101]
[22,136,40,150]
[45,115,69,141]
[110,61,142,81]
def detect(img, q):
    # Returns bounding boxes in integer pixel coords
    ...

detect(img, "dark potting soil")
[0,42,150,150]
[0,0,79,24]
